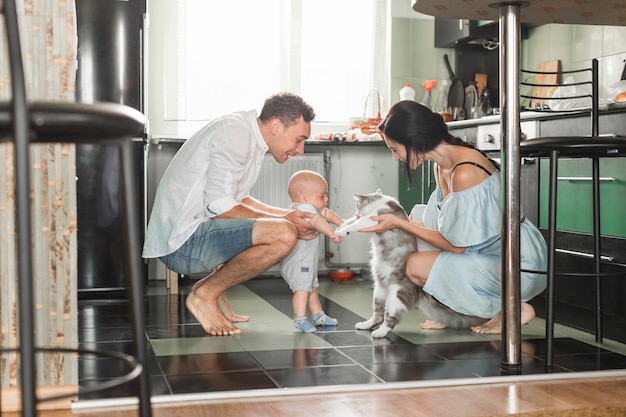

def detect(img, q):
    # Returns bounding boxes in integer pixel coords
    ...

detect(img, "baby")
[280,170,344,332]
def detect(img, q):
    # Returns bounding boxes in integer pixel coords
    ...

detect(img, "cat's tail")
[416,289,487,329]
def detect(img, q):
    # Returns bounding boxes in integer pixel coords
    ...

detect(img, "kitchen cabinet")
[538,158,626,238]
[434,18,495,47]
[434,17,529,48]
[398,162,435,213]
[531,110,626,344]
[537,112,626,239]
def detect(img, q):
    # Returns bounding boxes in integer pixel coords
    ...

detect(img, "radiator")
[250,153,325,209]
[250,153,325,270]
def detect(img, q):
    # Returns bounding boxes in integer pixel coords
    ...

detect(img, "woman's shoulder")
[450,161,498,193]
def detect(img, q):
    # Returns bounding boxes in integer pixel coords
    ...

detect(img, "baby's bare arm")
[322,208,344,227]
[309,213,341,243]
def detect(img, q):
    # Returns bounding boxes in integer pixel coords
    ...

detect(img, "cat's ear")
[375,189,383,194]
[353,193,362,201]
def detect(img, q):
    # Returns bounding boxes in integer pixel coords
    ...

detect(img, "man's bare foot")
[218,293,250,323]
[471,302,536,334]
[191,264,224,292]
[185,288,242,336]
[420,319,447,330]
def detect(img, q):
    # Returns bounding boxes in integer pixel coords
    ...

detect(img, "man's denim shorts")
[160,218,254,275]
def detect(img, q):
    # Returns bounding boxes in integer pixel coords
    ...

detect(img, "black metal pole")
[546,151,559,366]
[4,0,37,415]
[119,139,152,417]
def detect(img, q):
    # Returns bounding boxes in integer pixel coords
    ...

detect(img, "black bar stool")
[520,59,626,366]
[1,1,151,415]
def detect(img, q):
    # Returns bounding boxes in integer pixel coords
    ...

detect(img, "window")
[161,0,389,124]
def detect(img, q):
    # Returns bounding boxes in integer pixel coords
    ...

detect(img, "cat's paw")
[371,325,391,338]
[355,320,375,330]
[336,216,378,237]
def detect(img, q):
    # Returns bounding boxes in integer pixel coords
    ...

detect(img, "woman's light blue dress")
[415,171,547,319]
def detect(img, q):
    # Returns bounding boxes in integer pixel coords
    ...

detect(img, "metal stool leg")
[120,138,152,417]
[545,150,559,366]
[592,156,602,343]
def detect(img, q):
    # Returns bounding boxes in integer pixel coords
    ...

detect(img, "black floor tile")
[553,352,626,372]
[157,352,262,376]
[267,364,382,388]
[250,348,355,369]
[523,337,613,356]
[167,370,278,393]
[79,326,136,343]
[338,344,445,365]
[365,361,477,382]
[421,340,508,360]
[79,374,169,400]
[452,357,571,377]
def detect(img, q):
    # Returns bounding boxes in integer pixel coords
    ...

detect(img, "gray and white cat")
[336,190,487,338]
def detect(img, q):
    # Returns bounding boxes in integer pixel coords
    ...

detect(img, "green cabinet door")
[539,157,626,238]
[398,161,437,214]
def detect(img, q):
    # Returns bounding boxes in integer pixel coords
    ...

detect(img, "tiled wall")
[392,18,626,101]
[524,24,626,98]
[390,18,454,110]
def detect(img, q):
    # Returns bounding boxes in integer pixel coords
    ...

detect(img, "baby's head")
[287,170,329,211]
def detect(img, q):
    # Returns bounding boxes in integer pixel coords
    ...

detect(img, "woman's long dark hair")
[378,100,499,188]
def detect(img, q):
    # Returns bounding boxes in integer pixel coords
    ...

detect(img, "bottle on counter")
[420,80,438,109]
[434,79,450,112]
[399,82,416,101]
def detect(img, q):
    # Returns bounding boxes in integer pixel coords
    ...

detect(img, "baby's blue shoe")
[294,318,316,333]
[313,312,337,326]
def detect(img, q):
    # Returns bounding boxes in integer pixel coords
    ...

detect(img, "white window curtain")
[162,0,389,124]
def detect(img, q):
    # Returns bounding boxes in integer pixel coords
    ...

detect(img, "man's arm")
[216,197,316,240]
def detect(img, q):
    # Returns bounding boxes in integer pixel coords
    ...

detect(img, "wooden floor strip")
[5,374,624,417]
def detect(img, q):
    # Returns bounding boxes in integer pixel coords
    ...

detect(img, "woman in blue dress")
[362,100,547,334]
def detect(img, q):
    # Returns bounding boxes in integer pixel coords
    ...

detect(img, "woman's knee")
[405,252,427,287]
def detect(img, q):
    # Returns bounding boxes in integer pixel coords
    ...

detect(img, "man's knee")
[253,218,298,251]
[274,220,298,249]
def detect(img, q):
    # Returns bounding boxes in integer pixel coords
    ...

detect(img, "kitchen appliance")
[75,0,147,295]
[464,83,479,119]
[444,54,465,110]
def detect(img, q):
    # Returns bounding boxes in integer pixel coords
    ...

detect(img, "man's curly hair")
[259,92,316,127]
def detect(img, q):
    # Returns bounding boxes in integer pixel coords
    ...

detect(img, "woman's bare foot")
[471,314,501,334]
[218,293,250,323]
[420,319,448,330]
[185,287,242,336]
[471,302,536,334]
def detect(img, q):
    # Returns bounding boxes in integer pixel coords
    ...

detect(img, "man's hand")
[284,210,316,240]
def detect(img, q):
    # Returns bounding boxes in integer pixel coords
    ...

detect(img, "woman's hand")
[358,213,401,234]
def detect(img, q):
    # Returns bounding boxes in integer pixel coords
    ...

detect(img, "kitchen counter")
[447,103,626,129]
[305,139,386,146]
